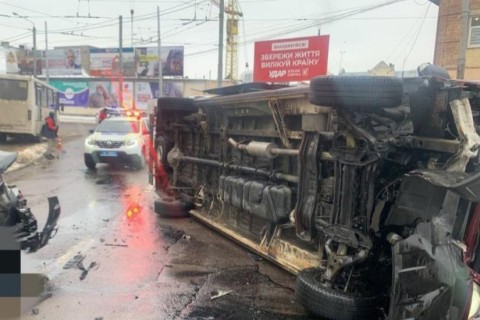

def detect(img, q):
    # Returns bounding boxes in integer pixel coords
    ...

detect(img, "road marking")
[40,238,97,279]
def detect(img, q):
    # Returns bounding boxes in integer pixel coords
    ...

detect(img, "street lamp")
[12,12,36,76]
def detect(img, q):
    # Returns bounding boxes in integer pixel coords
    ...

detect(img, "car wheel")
[154,197,193,218]
[84,154,96,170]
[309,76,403,110]
[295,268,385,320]
[133,155,145,170]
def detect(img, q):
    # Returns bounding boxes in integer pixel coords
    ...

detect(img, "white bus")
[0,74,59,142]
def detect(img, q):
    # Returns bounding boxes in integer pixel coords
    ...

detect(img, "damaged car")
[0,151,60,252]
[151,74,480,319]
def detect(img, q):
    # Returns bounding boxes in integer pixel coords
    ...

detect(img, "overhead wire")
[401,2,431,70]
[384,11,428,62]
[184,0,410,58]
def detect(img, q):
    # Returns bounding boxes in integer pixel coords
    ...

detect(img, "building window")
[469,16,480,47]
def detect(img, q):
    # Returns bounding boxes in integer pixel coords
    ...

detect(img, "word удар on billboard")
[254,35,329,82]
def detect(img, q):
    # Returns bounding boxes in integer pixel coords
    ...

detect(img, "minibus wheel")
[295,268,385,320]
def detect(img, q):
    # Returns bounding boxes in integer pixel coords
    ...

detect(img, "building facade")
[432,0,480,79]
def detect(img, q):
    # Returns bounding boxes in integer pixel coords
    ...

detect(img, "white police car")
[84,114,150,170]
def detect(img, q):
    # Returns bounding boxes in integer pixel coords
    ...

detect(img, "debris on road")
[78,261,98,281]
[63,254,98,280]
[248,253,263,262]
[182,234,191,240]
[210,290,233,301]
[31,308,39,315]
[105,243,128,247]
[63,254,85,269]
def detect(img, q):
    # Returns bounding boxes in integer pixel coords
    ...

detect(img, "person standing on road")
[44,112,59,159]
[98,108,108,123]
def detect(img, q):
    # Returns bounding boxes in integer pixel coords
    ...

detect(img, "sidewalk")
[5,142,48,173]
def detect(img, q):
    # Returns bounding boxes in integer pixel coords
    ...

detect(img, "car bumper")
[86,151,142,165]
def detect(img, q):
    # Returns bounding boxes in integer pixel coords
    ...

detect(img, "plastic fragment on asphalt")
[210,290,233,300]
[63,254,85,269]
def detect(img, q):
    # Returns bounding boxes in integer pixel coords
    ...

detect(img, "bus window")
[47,88,54,109]
[0,79,28,101]
[54,92,59,111]
[35,84,42,107]
[40,86,47,108]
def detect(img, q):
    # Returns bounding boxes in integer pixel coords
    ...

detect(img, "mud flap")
[36,196,61,250]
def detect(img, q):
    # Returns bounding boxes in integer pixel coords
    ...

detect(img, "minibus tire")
[309,76,403,110]
[154,198,192,218]
[295,268,384,320]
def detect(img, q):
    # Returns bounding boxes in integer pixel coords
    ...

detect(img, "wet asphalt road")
[4,123,317,320]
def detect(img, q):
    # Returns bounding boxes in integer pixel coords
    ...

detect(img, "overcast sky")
[0,0,438,79]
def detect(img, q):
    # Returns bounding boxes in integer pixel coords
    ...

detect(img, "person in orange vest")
[43,112,59,159]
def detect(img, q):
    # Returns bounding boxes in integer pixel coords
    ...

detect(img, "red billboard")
[253,35,330,82]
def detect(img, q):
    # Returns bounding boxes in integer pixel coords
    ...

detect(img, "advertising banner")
[50,81,89,107]
[90,48,135,77]
[88,81,120,108]
[0,48,40,75]
[253,35,329,82]
[41,49,83,75]
[135,46,184,77]
[4,48,19,74]
[16,49,38,75]
[135,82,153,110]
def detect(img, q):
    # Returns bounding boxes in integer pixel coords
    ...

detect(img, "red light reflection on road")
[113,185,158,286]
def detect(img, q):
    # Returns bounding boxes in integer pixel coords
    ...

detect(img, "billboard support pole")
[157,6,163,97]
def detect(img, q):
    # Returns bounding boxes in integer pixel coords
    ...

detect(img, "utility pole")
[157,5,163,97]
[457,0,470,79]
[339,51,346,75]
[33,25,36,76]
[45,21,49,83]
[119,15,123,108]
[130,9,134,48]
[130,9,135,109]
[217,0,224,87]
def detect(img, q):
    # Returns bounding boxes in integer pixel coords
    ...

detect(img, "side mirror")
[89,129,95,134]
